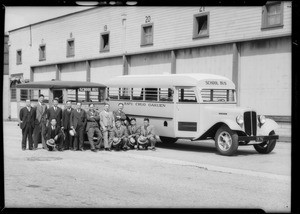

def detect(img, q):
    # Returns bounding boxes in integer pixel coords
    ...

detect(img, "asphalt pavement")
[3,121,291,212]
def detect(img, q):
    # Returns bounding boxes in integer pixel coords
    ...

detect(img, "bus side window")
[145,88,158,101]
[119,88,130,100]
[159,88,173,101]
[132,88,143,100]
[178,88,197,102]
[108,88,119,100]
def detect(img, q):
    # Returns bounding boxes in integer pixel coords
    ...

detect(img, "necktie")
[54,107,56,111]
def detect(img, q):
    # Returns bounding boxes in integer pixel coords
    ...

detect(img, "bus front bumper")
[238,135,279,142]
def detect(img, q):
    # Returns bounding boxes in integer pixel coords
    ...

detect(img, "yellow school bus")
[105,73,279,156]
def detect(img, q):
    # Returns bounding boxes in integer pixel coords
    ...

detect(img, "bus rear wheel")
[215,125,239,156]
[160,137,177,144]
[253,131,276,154]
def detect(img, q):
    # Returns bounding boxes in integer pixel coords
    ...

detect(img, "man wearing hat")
[113,103,129,126]
[138,118,157,151]
[100,103,115,151]
[127,118,141,150]
[86,103,102,152]
[62,100,74,150]
[44,118,64,151]
[70,102,87,151]
[110,119,129,151]
[19,99,36,150]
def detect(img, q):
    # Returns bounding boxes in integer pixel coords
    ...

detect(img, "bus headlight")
[236,115,244,125]
[258,115,266,125]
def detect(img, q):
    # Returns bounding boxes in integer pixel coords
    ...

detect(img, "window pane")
[197,16,208,35]
[145,88,158,101]
[179,89,197,102]
[78,91,86,102]
[159,88,173,101]
[119,88,130,100]
[108,88,119,100]
[20,89,28,101]
[132,88,143,100]
[201,89,236,102]
[11,88,16,100]
[67,89,76,102]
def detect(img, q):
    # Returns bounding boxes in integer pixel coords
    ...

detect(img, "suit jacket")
[70,109,87,129]
[35,102,47,124]
[19,106,36,129]
[113,110,127,121]
[140,125,156,138]
[47,106,62,127]
[100,110,114,128]
[128,125,141,137]
[44,125,63,141]
[62,108,74,130]
[86,110,100,132]
[110,125,128,139]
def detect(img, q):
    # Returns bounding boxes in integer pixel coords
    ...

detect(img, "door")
[175,87,200,138]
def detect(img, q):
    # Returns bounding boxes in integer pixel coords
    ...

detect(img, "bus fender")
[218,119,244,132]
[258,119,279,135]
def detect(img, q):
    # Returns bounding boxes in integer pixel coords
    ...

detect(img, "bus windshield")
[201,89,236,103]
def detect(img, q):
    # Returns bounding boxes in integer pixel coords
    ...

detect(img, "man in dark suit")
[70,102,87,151]
[62,100,74,150]
[47,97,62,127]
[44,118,64,151]
[33,94,48,150]
[86,103,102,152]
[19,99,36,150]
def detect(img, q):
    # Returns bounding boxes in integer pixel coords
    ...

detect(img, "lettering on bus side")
[123,102,166,108]
[205,81,227,85]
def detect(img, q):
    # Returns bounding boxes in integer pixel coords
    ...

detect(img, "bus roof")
[15,80,106,89]
[105,73,235,89]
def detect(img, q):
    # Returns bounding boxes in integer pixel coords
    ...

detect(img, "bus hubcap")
[218,131,232,151]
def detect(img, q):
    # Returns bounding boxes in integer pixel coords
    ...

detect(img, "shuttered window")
[39,44,46,61]
[16,49,22,65]
[261,1,284,29]
[100,32,110,52]
[193,12,209,39]
[66,39,75,57]
[141,23,153,46]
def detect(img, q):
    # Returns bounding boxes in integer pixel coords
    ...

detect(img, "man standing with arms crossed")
[62,100,74,150]
[100,103,115,151]
[86,103,102,152]
[70,102,87,151]
[19,99,36,150]
[33,94,48,150]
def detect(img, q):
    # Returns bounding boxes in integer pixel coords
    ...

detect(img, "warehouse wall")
[90,57,123,82]
[239,37,291,116]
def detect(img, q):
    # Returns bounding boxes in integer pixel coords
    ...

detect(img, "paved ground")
[3,121,291,212]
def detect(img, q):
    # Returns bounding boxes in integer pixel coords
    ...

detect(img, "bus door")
[174,87,200,138]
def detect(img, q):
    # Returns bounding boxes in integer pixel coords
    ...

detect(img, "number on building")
[145,16,151,23]
[104,25,107,31]
[199,7,205,12]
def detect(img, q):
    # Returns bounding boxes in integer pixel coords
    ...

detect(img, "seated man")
[127,118,141,149]
[44,118,64,151]
[110,119,129,151]
[86,103,102,152]
[138,118,158,151]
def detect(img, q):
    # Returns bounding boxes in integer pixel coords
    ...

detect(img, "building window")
[100,32,110,52]
[16,49,22,65]
[10,88,16,101]
[39,44,46,61]
[262,1,284,29]
[193,12,209,39]
[141,23,153,46]
[66,39,75,57]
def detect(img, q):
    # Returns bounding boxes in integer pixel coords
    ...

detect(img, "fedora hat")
[129,137,136,145]
[69,129,76,136]
[46,139,55,147]
[112,137,121,146]
[138,136,148,145]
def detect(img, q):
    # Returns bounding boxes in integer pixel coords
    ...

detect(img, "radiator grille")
[244,111,257,136]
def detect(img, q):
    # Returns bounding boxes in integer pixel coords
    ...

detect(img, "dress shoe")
[22,148,26,151]
[79,148,84,151]
[91,149,97,152]
[105,148,111,151]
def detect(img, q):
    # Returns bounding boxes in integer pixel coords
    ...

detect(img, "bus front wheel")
[253,131,276,154]
[160,137,177,144]
[215,125,239,156]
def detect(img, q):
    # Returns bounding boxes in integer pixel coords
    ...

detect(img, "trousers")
[87,127,102,150]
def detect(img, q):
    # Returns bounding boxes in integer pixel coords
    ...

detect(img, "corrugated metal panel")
[60,62,86,81]
[90,57,123,82]
[239,37,291,116]
[33,65,56,81]
[129,52,171,75]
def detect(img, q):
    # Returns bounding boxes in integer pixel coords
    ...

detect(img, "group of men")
[19,94,159,152]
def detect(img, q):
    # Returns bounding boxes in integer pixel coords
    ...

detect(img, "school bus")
[105,73,279,156]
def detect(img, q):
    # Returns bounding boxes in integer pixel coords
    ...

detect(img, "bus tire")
[215,125,239,156]
[253,131,276,154]
[160,137,177,144]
